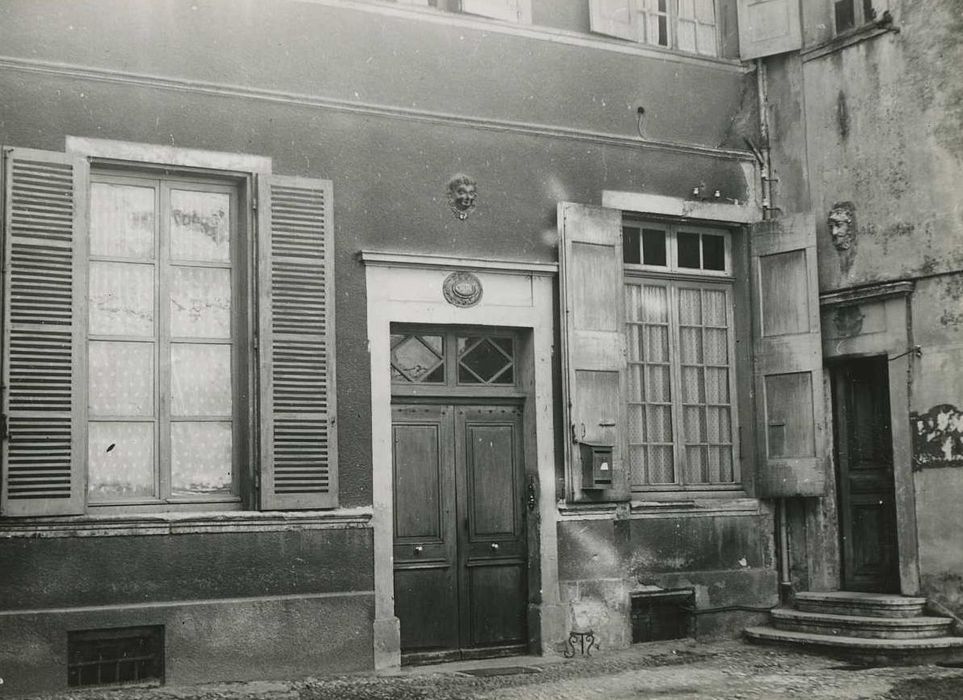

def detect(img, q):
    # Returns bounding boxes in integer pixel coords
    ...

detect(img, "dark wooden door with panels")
[390,327,528,663]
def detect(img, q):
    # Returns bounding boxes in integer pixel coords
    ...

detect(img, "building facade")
[0,0,960,694]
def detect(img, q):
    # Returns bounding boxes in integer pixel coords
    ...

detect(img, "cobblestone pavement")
[13,640,963,700]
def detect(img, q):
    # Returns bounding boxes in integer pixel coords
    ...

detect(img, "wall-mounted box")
[578,442,613,490]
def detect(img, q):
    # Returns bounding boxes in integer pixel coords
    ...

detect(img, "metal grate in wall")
[631,590,694,643]
[67,626,164,687]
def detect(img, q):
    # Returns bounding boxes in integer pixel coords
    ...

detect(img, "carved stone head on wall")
[828,201,856,251]
[447,174,477,220]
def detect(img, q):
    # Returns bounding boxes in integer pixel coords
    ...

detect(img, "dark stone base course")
[0,592,374,696]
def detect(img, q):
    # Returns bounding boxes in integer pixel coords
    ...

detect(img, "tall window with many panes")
[622,221,738,491]
[87,173,241,506]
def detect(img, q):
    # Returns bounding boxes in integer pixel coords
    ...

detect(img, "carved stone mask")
[447,175,477,220]
[828,202,856,251]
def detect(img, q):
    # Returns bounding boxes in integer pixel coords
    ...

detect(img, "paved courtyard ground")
[13,640,963,700]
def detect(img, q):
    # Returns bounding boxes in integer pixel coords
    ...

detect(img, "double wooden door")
[392,403,527,661]
[832,357,900,592]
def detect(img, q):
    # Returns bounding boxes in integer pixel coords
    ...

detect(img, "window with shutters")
[1,146,337,517]
[590,0,720,57]
[622,221,740,491]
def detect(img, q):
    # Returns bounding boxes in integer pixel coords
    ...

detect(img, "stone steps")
[745,590,963,665]
[794,591,927,619]
[770,608,953,639]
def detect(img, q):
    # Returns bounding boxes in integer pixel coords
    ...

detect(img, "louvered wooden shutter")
[589,0,638,41]
[558,203,630,503]
[737,0,803,60]
[257,175,337,510]
[1,147,87,516]
[750,214,827,497]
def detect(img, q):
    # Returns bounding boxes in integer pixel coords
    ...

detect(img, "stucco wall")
[767,0,963,604]
[556,510,777,649]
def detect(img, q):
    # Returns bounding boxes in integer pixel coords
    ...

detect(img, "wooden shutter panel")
[750,213,826,497]
[1,147,87,516]
[558,203,629,502]
[257,175,338,510]
[589,0,638,41]
[737,0,802,60]
[460,0,522,22]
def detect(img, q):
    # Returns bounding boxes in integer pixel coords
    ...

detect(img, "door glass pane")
[390,334,445,383]
[88,341,153,416]
[88,421,155,501]
[170,343,232,416]
[170,266,232,338]
[696,23,717,55]
[170,421,233,496]
[90,183,155,259]
[89,261,154,336]
[458,336,514,384]
[170,189,231,262]
[678,20,696,52]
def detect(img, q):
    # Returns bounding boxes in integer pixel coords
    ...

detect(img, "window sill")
[557,495,760,520]
[801,13,900,63]
[0,507,373,539]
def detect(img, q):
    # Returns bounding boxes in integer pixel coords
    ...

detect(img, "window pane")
[646,365,672,402]
[170,343,232,416]
[171,421,233,497]
[835,0,855,31]
[706,367,730,403]
[88,341,153,416]
[647,405,673,442]
[703,289,727,326]
[677,232,701,268]
[678,20,696,52]
[696,23,717,55]
[695,0,715,23]
[623,226,641,264]
[89,261,154,336]
[642,285,669,322]
[170,266,232,339]
[679,288,702,324]
[658,15,668,44]
[644,325,669,362]
[458,336,514,384]
[648,446,675,483]
[90,183,155,259]
[391,334,444,383]
[88,421,155,501]
[705,329,728,365]
[681,327,703,364]
[170,189,231,262]
[642,229,667,266]
[682,366,706,402]
[678,0,695,19]
[702,234,725,270]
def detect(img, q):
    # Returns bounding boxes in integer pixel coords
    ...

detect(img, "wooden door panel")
[833,357,899,592]
[392,405,458,652]
[395,567,459,652]
[468,563,527,646]
[456,405,527,649]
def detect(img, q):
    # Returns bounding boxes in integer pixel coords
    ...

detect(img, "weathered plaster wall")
[798,1,963,290]
[766,0,963,601]
[556,511,777,649]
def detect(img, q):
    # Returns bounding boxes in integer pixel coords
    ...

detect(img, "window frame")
[622,220,742,494]
[395,0,533,25]
[833,0,881,35]
[84,165,254,514]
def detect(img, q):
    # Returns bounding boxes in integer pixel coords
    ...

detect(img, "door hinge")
[0,413,8,441]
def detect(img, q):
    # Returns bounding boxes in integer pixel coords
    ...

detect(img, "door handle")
[414,545,423,555]
[490,543,499,551]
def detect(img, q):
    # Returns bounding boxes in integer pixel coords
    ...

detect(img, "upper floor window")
[590,0,719,57]
[834,0,880,33]
[395,0,532,24]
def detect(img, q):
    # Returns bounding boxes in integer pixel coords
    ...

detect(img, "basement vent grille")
[67,626,164,687]
[631,589,694,643]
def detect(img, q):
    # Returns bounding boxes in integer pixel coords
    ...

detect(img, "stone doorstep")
[794,591,928,618]
[770,608,953,639]
[745,626,963,650]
